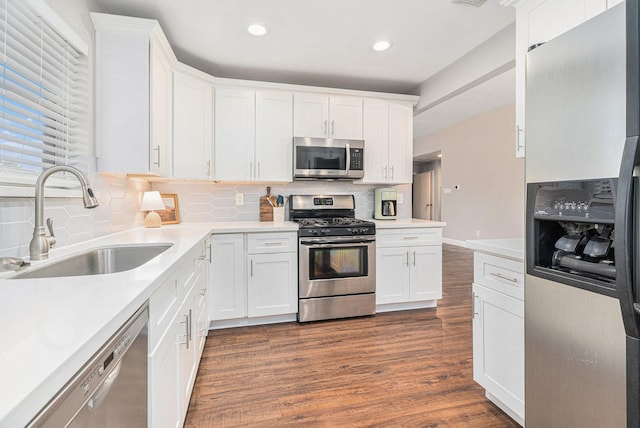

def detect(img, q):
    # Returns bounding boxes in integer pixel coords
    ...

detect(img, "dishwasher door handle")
[87,360,123,410]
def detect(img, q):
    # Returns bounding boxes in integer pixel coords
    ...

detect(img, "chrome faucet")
[29,166,99,260]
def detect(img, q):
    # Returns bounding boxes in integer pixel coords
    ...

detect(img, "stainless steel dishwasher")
[28,303,149,427]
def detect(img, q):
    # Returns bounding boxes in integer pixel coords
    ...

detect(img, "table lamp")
[140,191,165,228]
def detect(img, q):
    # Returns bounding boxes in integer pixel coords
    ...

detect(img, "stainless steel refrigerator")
[525,3,630,427]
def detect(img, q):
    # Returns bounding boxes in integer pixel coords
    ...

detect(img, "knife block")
[259,195,277,222]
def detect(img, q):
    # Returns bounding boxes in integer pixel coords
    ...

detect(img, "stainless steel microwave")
[293,137,364,180]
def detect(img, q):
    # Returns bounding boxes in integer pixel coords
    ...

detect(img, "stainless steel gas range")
[290,195,376,322]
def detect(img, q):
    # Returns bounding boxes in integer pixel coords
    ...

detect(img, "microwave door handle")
[345,143,350,176]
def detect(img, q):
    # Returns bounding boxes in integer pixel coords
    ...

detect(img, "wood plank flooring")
[185,244,519,427]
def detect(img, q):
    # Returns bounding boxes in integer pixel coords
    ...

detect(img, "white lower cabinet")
[247,252,297,317]
[210,231,298,325]
[471,251,524,425]
[210,234,246,320]
[149,238,210,428]
[149,312,181,428]
[375,228,443,308]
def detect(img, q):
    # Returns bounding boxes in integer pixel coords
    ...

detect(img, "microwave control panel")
[349,148,363,170]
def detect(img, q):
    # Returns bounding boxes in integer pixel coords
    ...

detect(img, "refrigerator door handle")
[615,135,640,339]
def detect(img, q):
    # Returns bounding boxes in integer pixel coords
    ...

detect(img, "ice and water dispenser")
[527,178,617,294]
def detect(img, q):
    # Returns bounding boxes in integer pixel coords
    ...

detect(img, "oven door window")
[309,245,368,280]
[296,146,346,170]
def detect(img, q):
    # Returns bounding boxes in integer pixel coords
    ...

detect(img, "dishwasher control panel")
[80,331,133,396]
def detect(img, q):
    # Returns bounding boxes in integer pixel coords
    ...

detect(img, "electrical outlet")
[235,193,244,206]
[476,230,481,237]
[397,193,404,204]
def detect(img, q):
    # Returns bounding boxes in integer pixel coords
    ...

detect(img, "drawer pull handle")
[490,272,518,283]
[402,236,419,240]
[263,242,282,246]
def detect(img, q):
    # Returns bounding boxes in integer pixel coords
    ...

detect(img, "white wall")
[414,104,524,243]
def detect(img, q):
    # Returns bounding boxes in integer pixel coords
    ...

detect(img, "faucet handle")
[46,217,56,248]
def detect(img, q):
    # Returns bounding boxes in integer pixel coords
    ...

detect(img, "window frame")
[0,0,90,197]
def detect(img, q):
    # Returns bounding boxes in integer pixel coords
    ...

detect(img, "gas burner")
[289,194,376,238]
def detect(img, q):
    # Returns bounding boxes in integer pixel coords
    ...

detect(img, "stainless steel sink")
[11,243,173,279]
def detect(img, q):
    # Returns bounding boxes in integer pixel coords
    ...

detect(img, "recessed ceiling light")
[247,23,269,37]
[373,40,392,52]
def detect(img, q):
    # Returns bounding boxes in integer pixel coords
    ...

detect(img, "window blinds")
[0,0,88,183]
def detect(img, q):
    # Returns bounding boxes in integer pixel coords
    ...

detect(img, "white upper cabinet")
[214,87,293,182]
[173,67,213,180]
[293,93,363,139]
[214,88,256,181]
[92,13,176,176]
[361,99,413,184]
[513,0,617,158]
[255,91,294,182]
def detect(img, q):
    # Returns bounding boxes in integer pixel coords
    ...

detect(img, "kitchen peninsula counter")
[466,238,524,262]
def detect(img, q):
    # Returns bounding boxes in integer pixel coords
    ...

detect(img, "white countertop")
[0,221,299,427]
[466,238,525,262]
[208,220,298,233]
[373,218,446,229]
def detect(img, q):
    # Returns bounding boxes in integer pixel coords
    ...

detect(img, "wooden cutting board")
[259,186,277,222]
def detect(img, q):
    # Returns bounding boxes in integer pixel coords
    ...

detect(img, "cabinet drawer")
[376,228,442,247]
[474,252,524,301]
[149,270,180,350]
[247,232,297,254]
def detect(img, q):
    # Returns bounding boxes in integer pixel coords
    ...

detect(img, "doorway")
[413,153,441,221]
[413,171,434,220]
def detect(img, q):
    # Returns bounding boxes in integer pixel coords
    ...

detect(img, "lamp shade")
[140,191,165,211]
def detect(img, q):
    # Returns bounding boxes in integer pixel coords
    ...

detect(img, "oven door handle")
[300,239,374,248]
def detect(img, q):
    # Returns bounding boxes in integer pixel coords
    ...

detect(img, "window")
[0,0,88,190]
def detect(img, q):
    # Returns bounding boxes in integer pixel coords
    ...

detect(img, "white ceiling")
[95,0,515,136]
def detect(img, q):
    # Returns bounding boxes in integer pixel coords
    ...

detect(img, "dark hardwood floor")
[185,244,519,427]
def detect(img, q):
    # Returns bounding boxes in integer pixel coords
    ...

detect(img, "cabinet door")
[150,40,173,177]
[329,95,363,139]
[387,101,413,184]
[173,71,213,180]
[255,90,293,182]
[210,234,247,320]
[472,283,524,421]
[376,247,411,304]
[362,98,389,183]
[214,88,255,181]
[247,252,297,317]
[149,315,181,428]
[410,245,442,301]
[293,92,329,138]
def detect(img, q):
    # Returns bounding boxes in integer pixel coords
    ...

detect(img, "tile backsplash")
[0,174,149,258]
[152,181,412,222]
[0,177,411,258]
